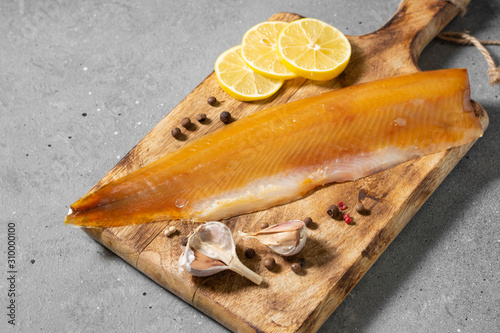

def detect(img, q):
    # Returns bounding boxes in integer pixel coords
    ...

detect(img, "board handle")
[377,0,469,65]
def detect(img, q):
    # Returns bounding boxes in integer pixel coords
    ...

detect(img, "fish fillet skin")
[65,69,483,228]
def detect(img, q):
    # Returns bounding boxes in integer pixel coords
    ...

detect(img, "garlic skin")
[179,244,228,277]
[179,222,262,285]
[239,220,307,256]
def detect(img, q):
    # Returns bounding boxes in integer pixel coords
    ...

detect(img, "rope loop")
[437,32,500,86]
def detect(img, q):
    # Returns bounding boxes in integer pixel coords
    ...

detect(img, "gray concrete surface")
[1,0,499,332]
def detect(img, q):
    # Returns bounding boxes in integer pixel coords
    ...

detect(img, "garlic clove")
[239,220,307,256]
[179,221,262,285]
[179,244,230,277]
[190,249,226,270]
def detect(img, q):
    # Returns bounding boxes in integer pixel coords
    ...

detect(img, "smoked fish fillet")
[65,69,483,228]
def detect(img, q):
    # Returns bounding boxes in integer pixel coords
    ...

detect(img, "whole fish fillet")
[65,69,483,228]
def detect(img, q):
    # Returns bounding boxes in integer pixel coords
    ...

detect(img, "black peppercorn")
[291,263,301,273]
[327,204,342,220]
[207,96,217,106]
[263,257,276,270]
[181,117,191,128]
[298,258,306,267]
[303,217,312,227]
[220,111,231,124]
[196,113,207,123]
[245,248,256,259]
[171,127,182,139]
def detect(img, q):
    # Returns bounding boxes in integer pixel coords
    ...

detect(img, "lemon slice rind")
[241,21,298,80]
[277,18,351,81]
[215,45,284,102]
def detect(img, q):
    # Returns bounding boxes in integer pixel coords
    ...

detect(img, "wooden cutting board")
[82,0,488,332]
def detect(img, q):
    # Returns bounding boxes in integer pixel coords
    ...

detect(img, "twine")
[437,32,500,86]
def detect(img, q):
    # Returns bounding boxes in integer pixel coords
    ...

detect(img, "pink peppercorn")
[338,202,347,210]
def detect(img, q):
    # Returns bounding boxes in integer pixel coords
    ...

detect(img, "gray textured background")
[1,0,499,332]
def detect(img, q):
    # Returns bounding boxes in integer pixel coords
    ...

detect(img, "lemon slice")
[277,18,351,81]
[215,45,284,101]
[241,21,298,80]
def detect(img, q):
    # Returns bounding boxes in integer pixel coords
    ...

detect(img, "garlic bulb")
[179,222,262,285]
[239,220,307,256]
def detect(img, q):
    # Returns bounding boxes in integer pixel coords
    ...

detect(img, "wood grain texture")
[82,0,489,332]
